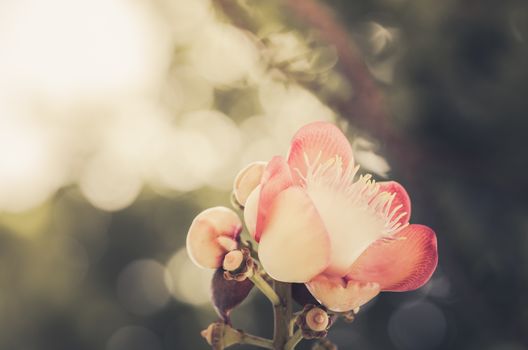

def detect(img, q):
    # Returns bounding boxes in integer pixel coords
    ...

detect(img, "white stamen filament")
[298,153,407,238]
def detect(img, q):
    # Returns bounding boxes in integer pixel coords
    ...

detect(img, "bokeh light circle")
[106,326,162,350]
[388,301,447,350]
[116,259,170,316]
[164,248,214,306]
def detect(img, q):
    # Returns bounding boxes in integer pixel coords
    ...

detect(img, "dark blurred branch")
[214,0,423,180]
[284,0,389,136]
[282,0,428,182]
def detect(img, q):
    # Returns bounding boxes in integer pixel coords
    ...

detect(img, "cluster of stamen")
[295,152,408,238]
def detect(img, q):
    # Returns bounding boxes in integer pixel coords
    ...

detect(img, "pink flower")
[243,121,438,311]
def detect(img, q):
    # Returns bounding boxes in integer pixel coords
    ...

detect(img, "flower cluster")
[186,121,438,348]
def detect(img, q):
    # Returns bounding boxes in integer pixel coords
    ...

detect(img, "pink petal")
[346,224,438,291]
[186,207,242,269]
[255,156,293,242]
[258,187,331,283]
[378,181,411,226]
[233,161,267,206]
[306,274,380,312]
[287,121,354,185]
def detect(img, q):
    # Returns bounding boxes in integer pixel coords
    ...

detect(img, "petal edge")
[346,224,438,291]
[255,156,294,241]
[377,181,411,226]
[287,121,354,185]
[233,161,267,206]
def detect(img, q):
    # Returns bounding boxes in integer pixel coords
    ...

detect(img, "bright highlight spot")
[0,118,65,212]
[189,22,260,86]
[0,0,171,101]
[79,153,143,212]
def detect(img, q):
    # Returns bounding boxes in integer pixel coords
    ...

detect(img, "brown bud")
[305,307,329,332]
[201,323,215,345]
[223,250,244,271]
[297,304,332,339]
[211,268,254,323]
[223,248,254,281]
[201,322,242,350]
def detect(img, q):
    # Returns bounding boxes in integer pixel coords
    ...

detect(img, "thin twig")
[240,332,274,349]
[250,272,281,306]
[288,315,298,337]
[273,281,292,349]
[284,329,304,350]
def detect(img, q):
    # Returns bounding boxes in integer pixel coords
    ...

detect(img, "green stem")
[284,329,303,350]
[288,315,298,336]
[240,332,274,349]
[273,281,292,349]
[249,273,281,306]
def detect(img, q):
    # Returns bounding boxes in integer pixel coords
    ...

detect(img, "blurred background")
[0,0,527,349]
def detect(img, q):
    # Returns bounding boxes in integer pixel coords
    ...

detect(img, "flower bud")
[305,307,329,332]
[186,207,242,269]
[201,323,215,345]
[222,248,254,281]
[233,161,266,207]
[211,267,254,322]
[223,250,244,271]
[201,322,242,349]
[297,304,332,339]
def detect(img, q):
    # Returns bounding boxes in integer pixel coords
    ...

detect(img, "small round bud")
[305,307,329,332]
[223,250,244,271]
[223,248,255,282]
[200,322,242,349]
[201,324,215,345]
[297,304,332,339]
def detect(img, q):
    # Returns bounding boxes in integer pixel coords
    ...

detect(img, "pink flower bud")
[233,161,266,207]
[186,207,242,269]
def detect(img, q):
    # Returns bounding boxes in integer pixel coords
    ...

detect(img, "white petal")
[258,187,330,283]
[243,185,260,237]
[306,275,380,312]
[307,183,386,276]
[233,161,266,206]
